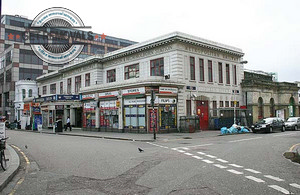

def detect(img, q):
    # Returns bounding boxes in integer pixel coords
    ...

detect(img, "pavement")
[0,127,254,192]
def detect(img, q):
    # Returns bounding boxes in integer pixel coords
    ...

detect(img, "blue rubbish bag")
[240,126,249,133]
[230,126,238,134]
[221,127,232,135]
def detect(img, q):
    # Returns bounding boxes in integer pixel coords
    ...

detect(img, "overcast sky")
[2,0,300,82]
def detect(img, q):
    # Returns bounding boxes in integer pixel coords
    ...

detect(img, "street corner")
[283,143,300,164]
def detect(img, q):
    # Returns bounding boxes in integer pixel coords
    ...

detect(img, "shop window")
[107,69,116,83]
[208,60,213,82]
[160,105,177,129]
[150,58,164,76]
[85,73,90,87]
[124,103,146,129]
[75,76,81,93]
[125,64,139,80]
[218,62,223,83]
[50,83,56,94]
[190,57,195,80]
[199,58,204,81]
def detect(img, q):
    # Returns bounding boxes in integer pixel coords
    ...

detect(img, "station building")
[36,32,246,132]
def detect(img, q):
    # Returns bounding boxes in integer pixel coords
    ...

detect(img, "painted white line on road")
[213,164,227,169]
[290,183,300,189]
[268,185,293,194]
[264,175,284,182]
[171,148,178,150]
[197,152,206,155]
[202,159,214,164]
[206,154,217,158]
[184,153,193,156]
[181,147,190,150]
[180,143,214,148]
[245,176,265,183]
[229,137,262,143]
[177,150,186,153]
[227,169,243,175]
[273,133,298,137]
[192,155,203,160]
[229,164,243,168]
[216,159,228,163]
[244,169,261,174]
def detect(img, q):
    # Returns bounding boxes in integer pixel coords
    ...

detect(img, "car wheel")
[269,127,273,133]
[281,126,286,132]
[295,126,298,131]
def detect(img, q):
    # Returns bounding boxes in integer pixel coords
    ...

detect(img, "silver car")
[284,117,300,130]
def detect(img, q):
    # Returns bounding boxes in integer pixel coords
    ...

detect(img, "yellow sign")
[116,100,120,107]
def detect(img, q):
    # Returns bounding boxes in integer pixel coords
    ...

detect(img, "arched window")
[29,89,33,97]
[258,97,264,119]
[289,97,295,117]
[22,89,26,100]
[270,98,275,117]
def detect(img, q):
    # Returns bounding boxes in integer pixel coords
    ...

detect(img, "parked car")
[284,117,300,130]
[251,117,285,133]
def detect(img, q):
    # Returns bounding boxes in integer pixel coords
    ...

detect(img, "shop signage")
[124,98,146,105]
[159,98,177,104]
[24,103,30,111]
[99,100,117,109]
[99,91,119,98]
[159,87,178,94]
[57,95,80,101]
[122,87,145,96]
[55,105,64,110]
[146,96,159,104]
[82,94,96,100]
[35,95,56,102]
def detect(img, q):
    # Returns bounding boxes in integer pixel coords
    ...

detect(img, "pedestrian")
[65,116,72,131]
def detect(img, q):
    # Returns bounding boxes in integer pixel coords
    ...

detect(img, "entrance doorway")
[196,100,209,130]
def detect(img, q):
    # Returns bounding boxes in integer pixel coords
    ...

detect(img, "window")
[186,100,191,116]
[270,98,275,117]
[75,76,81,93]
[231,101,235,107]
[258,97,264,119]
[50,83,56,94]
[190,57,195,80]
[226,64,230,84]
[107,69,116,83]
[85,73,90,87]
[67,78,72,94]
[150,58,164,76]
[208,60,213,82]
[213,101,217,116]
[199,58,204,81]
[42,86,47,95]
[19,68,43,80]
[125,64,139,80]
[22,89,26,99]
[19,49,43,65]
[218,62,223,83]
[220,101,224,107]
[5,51,12,66]
[5,29,23,42]
[28,89,32,97]
[225,101,229,107]
[60,82,63,94]
[233,65,237,85]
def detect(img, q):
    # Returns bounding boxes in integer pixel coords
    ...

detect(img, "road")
[2,130,300,195]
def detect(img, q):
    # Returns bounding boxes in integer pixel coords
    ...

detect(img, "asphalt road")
[2,130,300,195]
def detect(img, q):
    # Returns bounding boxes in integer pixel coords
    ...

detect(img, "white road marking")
[202,159,214,164]
[197,152,206,155]
[213,164,227,169]
[229,164,243,168]
[192,155,203,160]
[171,148,178,150]
[177,150,186,153]
[181,143,214,148]
[181,147,190,150]
[206,154,217,158]
[245,176,265,183]
[290,183,300,189]
[227,169,243,175]
[244,169,261,174]
[273,133,298,137]
[216,159,228,163]
[268,185,293,194]
[229,137,262,143]
[264,175,285,182]
[184,153,193,156]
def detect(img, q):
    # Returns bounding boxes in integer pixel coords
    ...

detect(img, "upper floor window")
[190,57,195,80]
[150,58,164,76]
[199,58,204,81]
[42,86,47,95]
[85,73,90,87]
[50,83,56,94]
[233,65,237,85]
[208,60,213,82]
[28,89,33,97]
[22,89,26,99]
[60,82,63,94]
[125,64,139,80]
[107,69,116,83]
[218,62,223,83]
[226,64,230,84]
[75,76,81,93]
[67,78,72,94]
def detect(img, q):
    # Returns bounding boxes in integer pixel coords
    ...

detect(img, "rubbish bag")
[229,126,238,134]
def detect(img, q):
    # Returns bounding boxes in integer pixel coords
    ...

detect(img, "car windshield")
[257,118,273,124]
[287,118,297,122]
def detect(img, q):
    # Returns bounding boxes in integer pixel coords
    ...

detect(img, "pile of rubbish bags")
[221,124,250,135]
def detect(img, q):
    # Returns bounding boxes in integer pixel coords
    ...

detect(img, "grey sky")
[3,0,300,82]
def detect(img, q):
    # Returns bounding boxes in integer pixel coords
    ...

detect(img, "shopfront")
[82,94,97,130]
[99,91,119,132]
[32,102,42,130]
